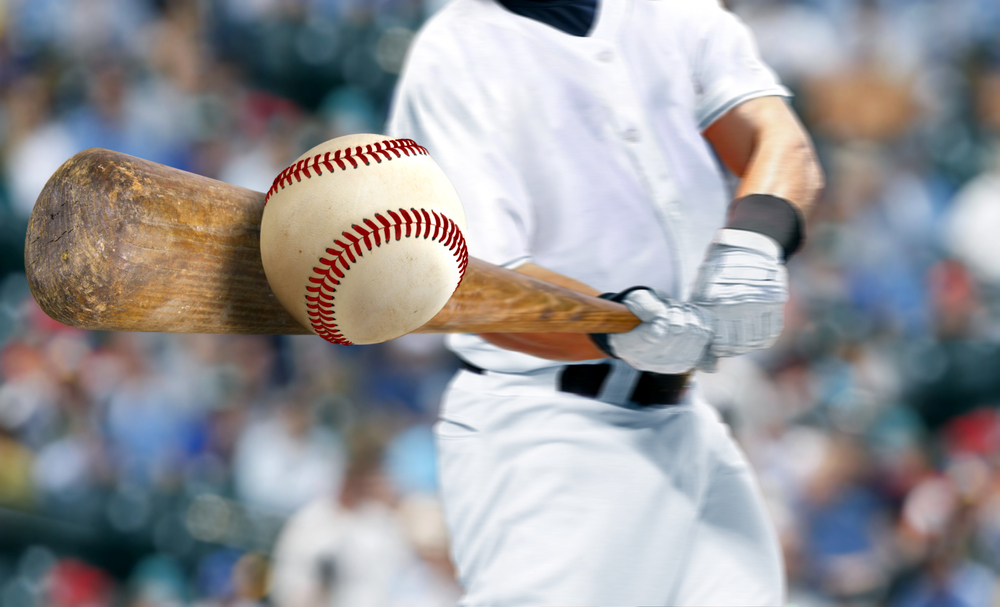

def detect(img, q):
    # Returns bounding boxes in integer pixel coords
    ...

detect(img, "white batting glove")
[605,289,713,374]
[691,229,788,359]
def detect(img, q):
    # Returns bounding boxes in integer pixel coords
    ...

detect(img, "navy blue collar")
[497,0,599,37]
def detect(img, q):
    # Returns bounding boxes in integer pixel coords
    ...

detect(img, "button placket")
[600,53,687,294]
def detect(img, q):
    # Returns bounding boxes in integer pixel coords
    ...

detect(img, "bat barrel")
[24,148,309,335]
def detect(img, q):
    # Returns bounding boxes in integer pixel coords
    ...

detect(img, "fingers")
[692,229,789,359]
[621,289,668,323]
[609,293,713,374]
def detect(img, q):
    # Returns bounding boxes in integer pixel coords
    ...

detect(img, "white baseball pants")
[435,364,784,607]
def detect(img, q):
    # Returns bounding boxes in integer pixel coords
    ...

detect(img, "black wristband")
[726,194,804,259]
[588,286,653,358]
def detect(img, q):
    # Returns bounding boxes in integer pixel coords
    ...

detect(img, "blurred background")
[0,0,999,605]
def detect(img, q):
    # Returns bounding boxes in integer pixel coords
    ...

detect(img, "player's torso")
[441,0,730,296]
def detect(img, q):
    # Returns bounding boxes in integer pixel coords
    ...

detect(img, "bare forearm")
[704,96,824,216]
[734,127,823,215]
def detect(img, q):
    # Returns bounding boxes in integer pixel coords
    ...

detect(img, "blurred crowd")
[1,0,1000,605]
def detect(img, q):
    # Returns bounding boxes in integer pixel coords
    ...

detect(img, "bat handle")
[418,258,641,334]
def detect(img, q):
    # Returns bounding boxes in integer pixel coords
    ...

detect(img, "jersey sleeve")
[385,39,535,269]
[692,3,790,130]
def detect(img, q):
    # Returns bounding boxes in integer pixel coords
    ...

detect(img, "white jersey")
[386,0,788,373]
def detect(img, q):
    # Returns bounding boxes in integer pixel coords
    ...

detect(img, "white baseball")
[260,134,468,345]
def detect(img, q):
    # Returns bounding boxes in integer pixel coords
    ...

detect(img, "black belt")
[459,360,689,406]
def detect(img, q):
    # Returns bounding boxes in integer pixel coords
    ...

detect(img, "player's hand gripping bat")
[24,148,640,339]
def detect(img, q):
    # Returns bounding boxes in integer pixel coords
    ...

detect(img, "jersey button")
[623,128,641,142]
[597,50,614,62]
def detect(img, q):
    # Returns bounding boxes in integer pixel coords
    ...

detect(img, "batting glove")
[593,288,713,374]
[691,228,788,359]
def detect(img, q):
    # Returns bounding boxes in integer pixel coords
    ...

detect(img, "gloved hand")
[595,288,713,374]
[690,228,788,359]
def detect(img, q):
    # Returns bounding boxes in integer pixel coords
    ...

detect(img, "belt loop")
[596,360,641,406]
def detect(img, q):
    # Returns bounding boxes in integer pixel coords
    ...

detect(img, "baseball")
[260,134,468,345]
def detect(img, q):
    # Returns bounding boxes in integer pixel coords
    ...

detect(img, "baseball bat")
[24,148,640,338]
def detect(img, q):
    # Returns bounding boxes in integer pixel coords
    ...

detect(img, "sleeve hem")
[697,86,792,131]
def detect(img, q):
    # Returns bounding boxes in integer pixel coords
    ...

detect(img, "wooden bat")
[24,148,640,338]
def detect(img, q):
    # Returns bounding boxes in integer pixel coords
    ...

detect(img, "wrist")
[726,194,803,260]
[714,228,782,261]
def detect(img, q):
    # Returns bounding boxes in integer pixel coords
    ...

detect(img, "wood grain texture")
[26,148,307,334]
[420,258,639,334]
[25,148,639,338]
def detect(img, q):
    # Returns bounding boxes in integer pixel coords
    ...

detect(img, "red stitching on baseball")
[345,147,359,168]
[264,138,454,345]
[264,138,429,204]
[306,209,468,346]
